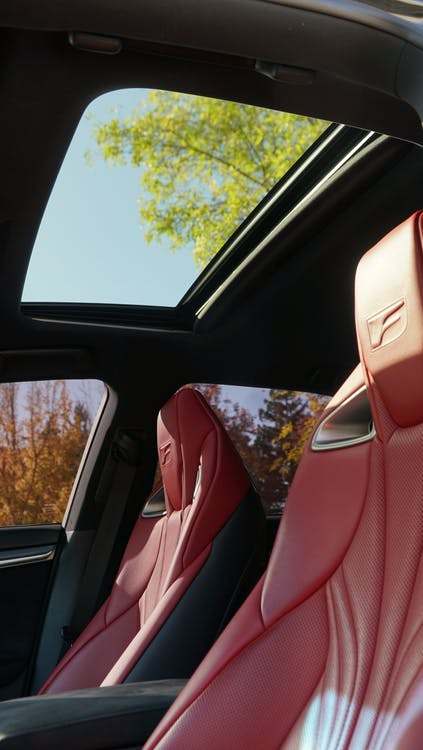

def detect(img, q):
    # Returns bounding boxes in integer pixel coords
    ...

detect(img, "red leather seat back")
[144,212,423,749]
[39,387,264,694]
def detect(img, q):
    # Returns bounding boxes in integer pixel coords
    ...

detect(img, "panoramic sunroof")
[22,88,328,308]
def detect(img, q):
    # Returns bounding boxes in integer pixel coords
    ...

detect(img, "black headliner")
[0,1,422,436]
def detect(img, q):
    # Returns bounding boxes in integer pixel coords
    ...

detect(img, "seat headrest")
[355,211,423,428]
[157,386,248,512]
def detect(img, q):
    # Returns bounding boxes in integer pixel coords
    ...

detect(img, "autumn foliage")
[195,384,329,515]
[0,381,95,526]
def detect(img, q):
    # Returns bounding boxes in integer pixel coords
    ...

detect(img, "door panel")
[0,524,63,698]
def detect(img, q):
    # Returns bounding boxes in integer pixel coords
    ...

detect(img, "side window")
[0,379,105,526]
[193,384,330,516]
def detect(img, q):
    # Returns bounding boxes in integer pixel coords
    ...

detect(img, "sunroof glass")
[22,88,328,307]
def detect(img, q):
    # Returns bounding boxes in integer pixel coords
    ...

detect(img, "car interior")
[1,1,423,748]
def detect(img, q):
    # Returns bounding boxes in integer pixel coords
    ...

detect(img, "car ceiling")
[0,0,422,437]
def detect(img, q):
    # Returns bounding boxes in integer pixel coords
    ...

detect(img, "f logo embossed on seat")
[160,441,172,466]
[367,298,407,350]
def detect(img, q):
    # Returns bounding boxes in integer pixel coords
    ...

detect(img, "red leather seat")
[144,212,423,749]
[39,386,265,694]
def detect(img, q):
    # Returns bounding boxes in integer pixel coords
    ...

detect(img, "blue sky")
[22,89,199,307]
[20,90,278,414]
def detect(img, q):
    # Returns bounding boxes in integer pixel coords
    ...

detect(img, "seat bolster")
[101,545,210,686]
[261,437,371,626]
[107,514,165,622]
[180,428,251,570]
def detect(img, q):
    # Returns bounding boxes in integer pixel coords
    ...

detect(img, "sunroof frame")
[21,85,336,314]
[22,123,382,331]
[21,122,379,332]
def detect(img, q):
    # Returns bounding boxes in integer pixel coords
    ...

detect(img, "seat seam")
[348,435,388,746]
[325,578,342,750]
[337,561,359,749]
[178,426,221,567]
[262,434,373,630]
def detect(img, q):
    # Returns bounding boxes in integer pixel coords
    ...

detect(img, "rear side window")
[0,379,105,526]
[193,384,330,516]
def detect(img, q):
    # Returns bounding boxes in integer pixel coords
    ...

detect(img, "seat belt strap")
[60,429,143,651]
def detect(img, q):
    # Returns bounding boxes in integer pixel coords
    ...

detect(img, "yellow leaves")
[0,382,92,526]
[261,390,330,490]
[273,421,293,442]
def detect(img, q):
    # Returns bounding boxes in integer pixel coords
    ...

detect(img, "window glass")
[22,88,328,307]
[0,379,104,526]
[194,384,330,516]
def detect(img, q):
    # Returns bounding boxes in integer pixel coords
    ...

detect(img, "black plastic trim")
[0,525,62,551]
[312,386,375,451]
[20,302,192,330]
[142,486,166,518]
[0,679,185,749]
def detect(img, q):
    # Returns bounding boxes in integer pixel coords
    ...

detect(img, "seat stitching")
[336,562,359,749]
[343,437,386,747]
[329,577,343,750]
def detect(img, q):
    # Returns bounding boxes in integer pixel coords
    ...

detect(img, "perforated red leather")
[145,212,423,749]
[39,387,251,694]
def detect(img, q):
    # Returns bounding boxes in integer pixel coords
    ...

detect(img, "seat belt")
[60,429,143,651]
